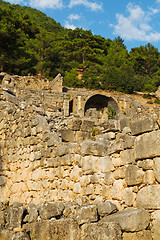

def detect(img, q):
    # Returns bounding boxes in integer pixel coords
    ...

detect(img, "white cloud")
[5,0,24,3]
[68,14,81,20]
[64,21,76,30]
[29,0,63,9]
[148,7,159,15]
[112,3,160,42]
[69,0,102,11]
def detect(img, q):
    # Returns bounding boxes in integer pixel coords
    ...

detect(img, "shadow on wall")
[84,94,120,119]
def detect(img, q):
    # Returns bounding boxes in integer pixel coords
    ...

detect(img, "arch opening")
[84,94,119,120]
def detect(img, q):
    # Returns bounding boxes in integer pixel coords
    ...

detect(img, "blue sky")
[4,0,160,51]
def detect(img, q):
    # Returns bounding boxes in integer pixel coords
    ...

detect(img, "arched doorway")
[84,94,119,119]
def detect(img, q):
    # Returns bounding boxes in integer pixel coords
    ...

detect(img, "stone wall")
[0,201,151,240]
[1,75,160,238]
[1,98,159,209]
[2,72,160,122]
[1,73,63,92]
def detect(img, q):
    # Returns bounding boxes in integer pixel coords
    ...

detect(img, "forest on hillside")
[1,0,160,93]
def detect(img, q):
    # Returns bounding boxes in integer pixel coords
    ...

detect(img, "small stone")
[123,188,136,206]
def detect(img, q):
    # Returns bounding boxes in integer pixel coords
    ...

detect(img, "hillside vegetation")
[1,0,160,93]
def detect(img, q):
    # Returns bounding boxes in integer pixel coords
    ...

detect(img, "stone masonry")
[1,73,160,239]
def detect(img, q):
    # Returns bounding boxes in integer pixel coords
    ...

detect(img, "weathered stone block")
[0,120,6,131]
[97,201,117,217]
[153,157,160,183]
[12,232,30,240]
[137,159,154,170]
[123,136,136,149]
[81,119,95,132]
[96,132,116,141]
[80,175,91,187]
[101,119,120,132]
[112,157,121,167]
[102,186,111,198]
[75,205,98,225]
[144,170,155,185]
[5,206,25,230]
[81,140,109,157]
[120,149,135,165]
[39,202,64,220]
[125,165,144,186]
[119,117,131,131]
[81,156,99,174]
[111,179,125,200]
[0,110,6,122]
[0,211,5,228]
[108,139,124,155]
[101,208,150,232]
[0,230,13,240]
[59,129,75,142]
[131,118,157,136]
[0,176,6,186]
[30,115,50,133]
[136,185,160,209]
[151,210,160,240]
[70,166,80,181]
[23,204,38,223]
[123,188,136,206]
[113,166,125,179]
[55,144,70,156]
[28,218,79,240]
[3,92,20,106]
[134,130,160,160]
[81,221,121,240]
[75,131,91,142]
[45,158,59,168]
[104,171,114,185]
[90,173,99,184]
[116,132,130,141]
[60,154,74,166]
[123,231,152,240]
[47,132,60,147]
[67,118,82,131]
[73,183,81,194]
[86,184,94,195]
[99,156,113,173]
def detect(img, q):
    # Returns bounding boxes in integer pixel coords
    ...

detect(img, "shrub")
[143,93,152,99]
[92,127,102,136]
[107,107,116,119]
[154,99,160,104]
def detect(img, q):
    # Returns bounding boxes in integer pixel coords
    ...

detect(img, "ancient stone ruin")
[1,73,160,239]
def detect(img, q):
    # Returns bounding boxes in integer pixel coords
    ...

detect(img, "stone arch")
[84,94,119,118]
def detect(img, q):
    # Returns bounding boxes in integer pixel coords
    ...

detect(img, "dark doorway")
[69,100,73,115]
[84,94,119,118]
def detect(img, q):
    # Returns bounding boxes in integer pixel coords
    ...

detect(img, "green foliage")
[154,99,160,104]
[0,0,160,93]
[63,68,83,88]
[143,93,152,99]
[91,127,102,136]
[107,107,116,119]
